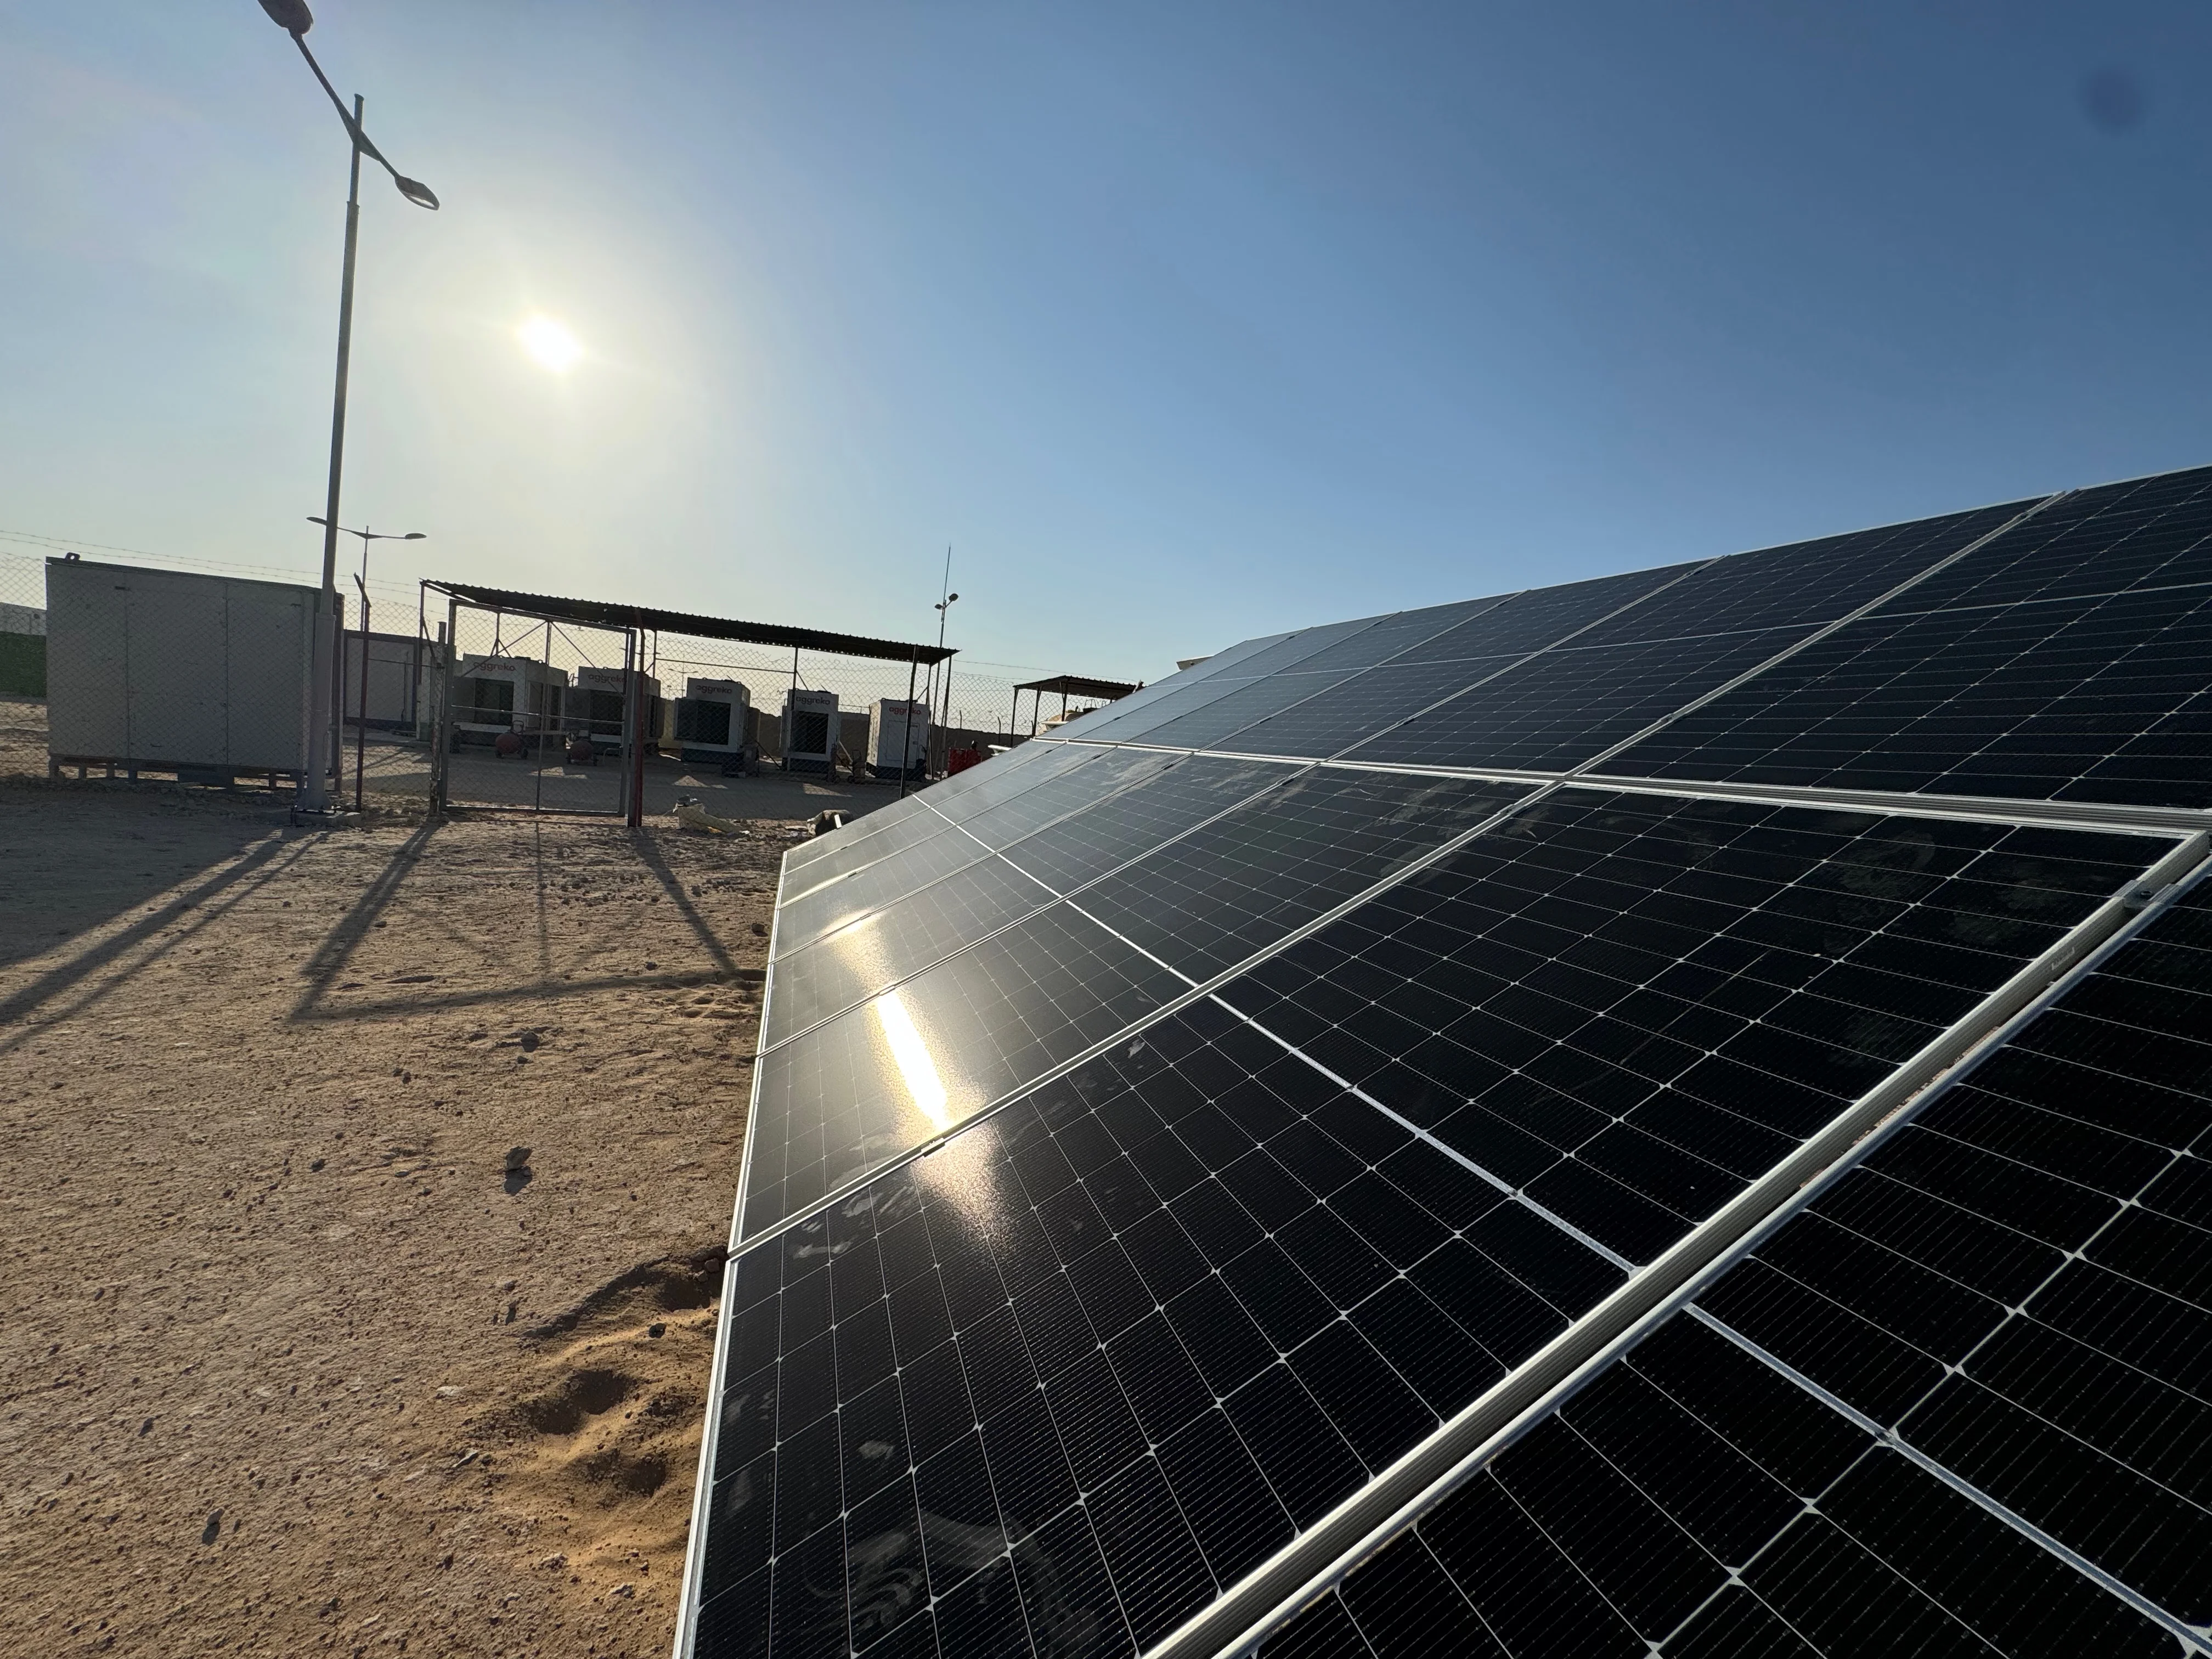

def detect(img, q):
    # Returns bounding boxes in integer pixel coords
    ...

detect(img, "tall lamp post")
[259,0,438,812]
[308,518,424,811]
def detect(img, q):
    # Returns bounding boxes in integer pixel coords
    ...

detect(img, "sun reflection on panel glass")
[873,991,949,1131]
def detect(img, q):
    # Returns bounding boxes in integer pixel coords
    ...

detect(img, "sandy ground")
[0,698,853,1657]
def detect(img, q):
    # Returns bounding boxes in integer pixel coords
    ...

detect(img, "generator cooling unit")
[568,667,668,755]
[781,687,839,775]
[452,654,568,747]
[674,678,753,765]
[867,698,930,781]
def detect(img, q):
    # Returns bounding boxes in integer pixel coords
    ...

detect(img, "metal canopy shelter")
[1009,672,1141,736]
[422,580,958,827]
[421,580,955,666]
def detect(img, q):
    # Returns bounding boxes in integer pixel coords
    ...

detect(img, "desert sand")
[0,698,812,1657]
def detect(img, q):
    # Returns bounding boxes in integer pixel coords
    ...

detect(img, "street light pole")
[261,1,438,812]
[310,518,425,813]
[304,99,365,810]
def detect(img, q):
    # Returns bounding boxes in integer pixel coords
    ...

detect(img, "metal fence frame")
[426,590,646,822]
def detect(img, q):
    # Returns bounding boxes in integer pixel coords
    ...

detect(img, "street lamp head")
[258,0,313,34]
[393,174,440,211]
[402,532,426,540]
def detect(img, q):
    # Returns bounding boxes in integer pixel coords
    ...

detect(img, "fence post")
[431,596,458,812]
[624,624,645,829]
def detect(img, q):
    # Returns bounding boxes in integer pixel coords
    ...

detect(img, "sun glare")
[518,315,581,373]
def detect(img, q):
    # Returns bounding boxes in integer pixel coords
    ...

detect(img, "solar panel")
[1265,878,2210,1657]
[1334,624,1814,774]
[1050,629,1300,736]
[1599,467,2212,809]
[1002,755,1304,894]
[1138,503,2036,770]
[680,461,2212,1659]
[1129,601,1517,755]
[1070,618,1395,747]
[1071,770,1531,978]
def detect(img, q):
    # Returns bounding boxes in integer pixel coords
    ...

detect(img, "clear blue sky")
[2,3,2207,681]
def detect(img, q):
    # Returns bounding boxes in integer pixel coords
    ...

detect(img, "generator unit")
[568,667,668,754]
[867,698,930,781]
[452,654,567,747]
[44,557,325,784]
[781,687,839,775]
[674,677,752,765]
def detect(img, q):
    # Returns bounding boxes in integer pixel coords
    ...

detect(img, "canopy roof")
[423,580,955,666]
[1012,673,1139,699]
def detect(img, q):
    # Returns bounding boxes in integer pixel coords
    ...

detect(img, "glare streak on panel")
[740,901,1188,1235]
[774,828,1004,958]
[762,855,1062,1048]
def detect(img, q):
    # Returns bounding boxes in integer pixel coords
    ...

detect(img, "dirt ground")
[0,698,845,1657]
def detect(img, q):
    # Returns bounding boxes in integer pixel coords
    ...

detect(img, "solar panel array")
[679,464,2212,1659]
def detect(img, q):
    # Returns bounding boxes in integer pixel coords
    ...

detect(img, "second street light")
[261,0,439,813]
[932,591,959,773]
[308,517,424,812]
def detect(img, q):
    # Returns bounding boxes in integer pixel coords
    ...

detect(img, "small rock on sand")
[504,1147,531,1172]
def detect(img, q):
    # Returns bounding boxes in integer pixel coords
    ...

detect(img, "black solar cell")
[1073,771,1531,979]
[1272,505,2033,774]
[783,741,1096,888]
[1568,498,2038,646]
[1266,881,2211,1659]
[1899,465,2212,612]
[1001,755,1300,894]
[1200,656,1526,761]
[946,748,1177,843]
[1389,563,1706,665]
[1336,624,1811,773]
[1599,472,2212,809]
[1073,618,1392,746]
[1261,597,1513,679]
[1131,600,1519,754]
[1222,788,2163,1263]
[1123,672,1356,754]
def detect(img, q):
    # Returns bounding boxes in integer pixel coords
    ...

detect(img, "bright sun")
[518,315,581,373]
